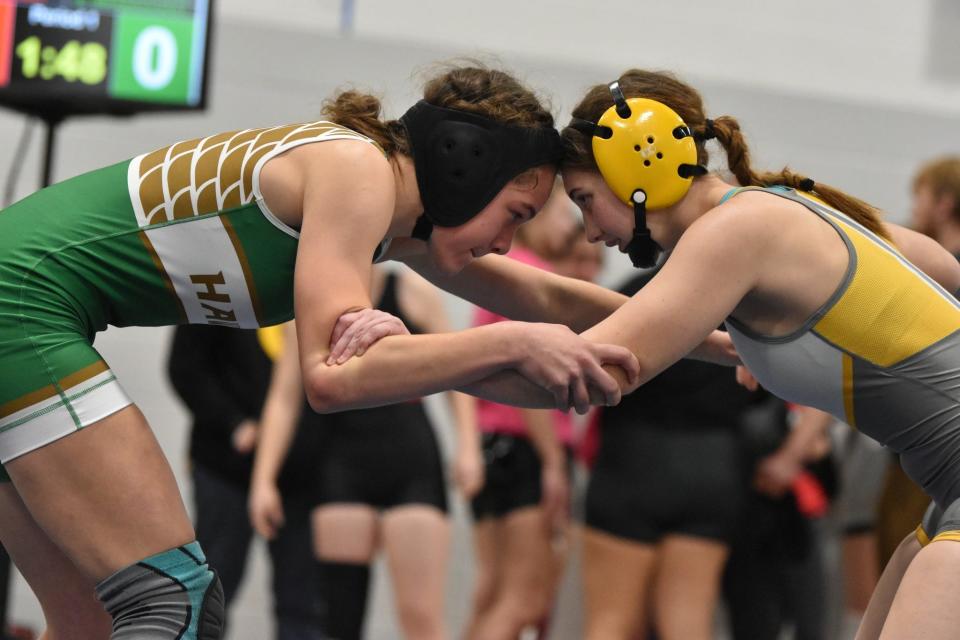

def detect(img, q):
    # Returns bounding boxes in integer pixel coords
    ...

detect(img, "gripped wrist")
[495,321,529,368]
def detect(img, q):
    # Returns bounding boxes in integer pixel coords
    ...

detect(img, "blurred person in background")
[460,182,580,640]
[723,402,837,640]
[250,266,471,640]
[554,222,606,284]
[0,547,39,640]
[579,266,764,640]
[833,427,889,638]
[911,156,960,261]
[563,223,609,491]
[168,325,326,639]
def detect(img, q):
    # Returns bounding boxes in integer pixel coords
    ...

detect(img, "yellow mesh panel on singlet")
[814,217,960,367]
[131,122,371,226]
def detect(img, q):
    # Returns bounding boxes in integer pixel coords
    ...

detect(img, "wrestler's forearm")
[458,370,558,409]
[407,253,628,331]
[546,273,630,332]
[302,323,529,412]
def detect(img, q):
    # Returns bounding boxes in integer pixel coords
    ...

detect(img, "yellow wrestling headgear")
[569,81,708,267]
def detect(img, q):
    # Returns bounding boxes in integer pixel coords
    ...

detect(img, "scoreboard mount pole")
[40,112,63,188]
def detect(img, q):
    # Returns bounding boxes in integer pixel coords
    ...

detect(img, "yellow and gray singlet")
[0,121,377,472]
[722,186,960,542]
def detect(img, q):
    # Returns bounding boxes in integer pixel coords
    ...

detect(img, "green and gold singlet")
[0,121,375,472]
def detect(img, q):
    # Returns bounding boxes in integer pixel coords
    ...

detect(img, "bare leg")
[651,535,728,640]
[0,484,113,640]
[312,504,378,640]
[462,519,501,640]
[855,533,921,640]
[471,507,558,640]
[312,504,379,564]
[581,527,657,640]
[843,531,881,631]
[381,506,450,640]
[540,512,571,637]
[878,539,960,639]
[5,406,195,582]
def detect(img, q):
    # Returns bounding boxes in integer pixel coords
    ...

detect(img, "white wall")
[1,2,959,638]
[223,0,960,116]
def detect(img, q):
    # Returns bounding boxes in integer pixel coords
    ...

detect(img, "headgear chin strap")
[569,81,708,268]
[621,191,661,269]
[400,100,563,241]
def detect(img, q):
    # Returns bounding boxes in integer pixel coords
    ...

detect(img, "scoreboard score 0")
[0,0,211,116]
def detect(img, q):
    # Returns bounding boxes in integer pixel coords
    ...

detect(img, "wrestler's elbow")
[303,365,355,414]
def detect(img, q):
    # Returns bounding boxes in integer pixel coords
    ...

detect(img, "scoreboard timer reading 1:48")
[0,0,211,115]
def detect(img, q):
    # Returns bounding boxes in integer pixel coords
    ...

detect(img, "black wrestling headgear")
[400,100,563,241]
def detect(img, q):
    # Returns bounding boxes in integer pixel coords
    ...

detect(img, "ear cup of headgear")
[425,122,502,226]
[400,99,563,240]
[592,98,700,210]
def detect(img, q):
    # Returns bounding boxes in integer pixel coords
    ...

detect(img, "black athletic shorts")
[312,402,448,513]
[470,432,572,521]
[586,423,745,543]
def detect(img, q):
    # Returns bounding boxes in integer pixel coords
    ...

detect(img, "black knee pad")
[96,542,225,639]
[198,572,225,640]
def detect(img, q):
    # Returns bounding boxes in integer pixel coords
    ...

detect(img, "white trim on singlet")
[251,123,378,240]
[0,370,131,463]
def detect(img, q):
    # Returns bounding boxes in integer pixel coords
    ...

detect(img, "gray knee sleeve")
[95,542,225,639]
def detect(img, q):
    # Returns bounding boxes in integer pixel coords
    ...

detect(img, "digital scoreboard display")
[0,0,211,116]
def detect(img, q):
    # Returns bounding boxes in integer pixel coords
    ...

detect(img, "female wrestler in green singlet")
[0,65,692,639]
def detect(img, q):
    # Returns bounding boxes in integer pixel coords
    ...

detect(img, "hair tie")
[799,177,815,191]
[701,119,717,141]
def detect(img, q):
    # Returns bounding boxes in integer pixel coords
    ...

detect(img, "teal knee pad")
[96,541,225,639]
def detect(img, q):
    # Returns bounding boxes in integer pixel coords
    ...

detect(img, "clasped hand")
[327,308,639,413]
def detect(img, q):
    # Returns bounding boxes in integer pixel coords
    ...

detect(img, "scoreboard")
[0,0,211,116]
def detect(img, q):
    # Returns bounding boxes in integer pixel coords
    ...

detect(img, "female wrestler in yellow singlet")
[333,69,960,640]
[557,70,960,640]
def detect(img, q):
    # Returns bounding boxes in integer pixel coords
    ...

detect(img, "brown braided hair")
[562,69,890,240]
